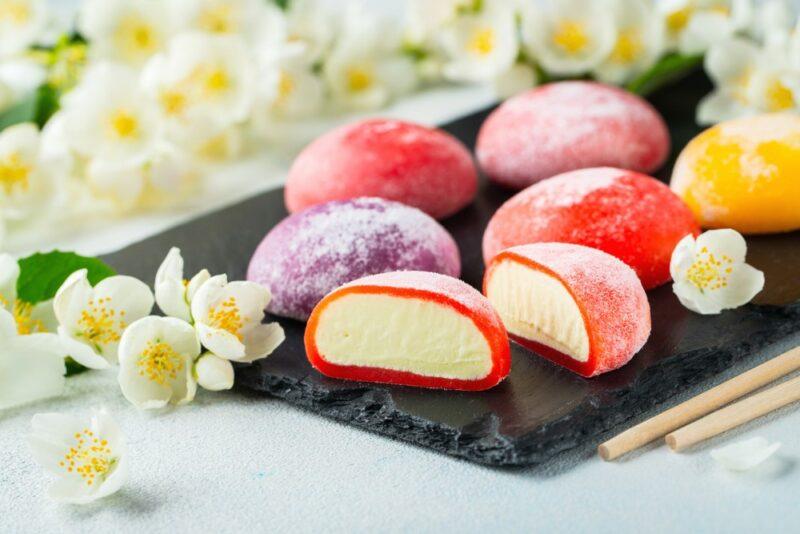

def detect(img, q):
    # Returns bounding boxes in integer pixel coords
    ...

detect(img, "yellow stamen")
[116,15,159,58]
[77,296,126,348]
[160,90,187,116]
[666,6,693,35]
[199,4,234,33]
[207,296,243,340]
[137,340,184,385]
[346,66,373,93]
[108,110,139,139]
[0,151,30,195]
[277,71,294,101]
[204,68,230,95]
[765,79,794,111]
[62,427,116,486]
[610,29,643,64]
[0,1,30,24]
[552,20,589,54]
[685,246,734,293]
[467,28,495,56]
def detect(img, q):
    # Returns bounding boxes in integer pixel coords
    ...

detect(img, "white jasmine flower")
[173,0,277,43]
[439,2,519,82]
[259,49,325,120]
[522,0,616,76]
[195,352,234,391]
[323,5,417,111]
[28,408,128,503]
[661,0,753,55]
[0,253,57,335]
[491,63,538,99]
[0,0,48,58]
[191,275,284,363]
[697,38,759,124]
[670,229,764,315]
[60,62,161,168]
[593,0,665,84]
[117,316,200,409]
[698,38,798,125]
[78,0,175,66]
[141,32,256,147]
[53,269,154,367]
[0,308,65,410]
[711,437,781,472]
[283,0,337,63]
[154,247,210,323]
[83,144,199,211]
[0,58,47,100]
[405,0,472,47]
[749,0,793,46]
[0,122,56,221]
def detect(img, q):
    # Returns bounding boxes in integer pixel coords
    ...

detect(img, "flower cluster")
[698,0,800,123]
[0,0,795,251]
[0,248,284,413]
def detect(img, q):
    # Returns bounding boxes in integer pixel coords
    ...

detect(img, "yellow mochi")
[670,113,800,234]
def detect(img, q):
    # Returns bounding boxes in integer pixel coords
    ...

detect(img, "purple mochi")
[246,197,461,321]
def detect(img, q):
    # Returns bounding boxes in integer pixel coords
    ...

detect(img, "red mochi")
[476,81,670,189]
[285,118,479,219]
[484,243,651,378]
[305,271,511,391]
[483,167,700,289]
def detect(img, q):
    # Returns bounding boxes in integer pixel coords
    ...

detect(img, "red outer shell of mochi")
[483,243,651,378]
[305,271,511,391]
[247,197,461,321]
[476,81,670,189]
[482,167,700,289]
[285,118,478,219]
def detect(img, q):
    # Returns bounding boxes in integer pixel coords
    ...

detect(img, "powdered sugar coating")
[476,81,670,189]
[247,198,461,321]
[285,118,479,219]
[483,167,699,289]
[499,243,651,376]
[342,271,502,328]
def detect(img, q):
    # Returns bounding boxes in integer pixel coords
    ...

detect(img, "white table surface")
[2,2,799,531]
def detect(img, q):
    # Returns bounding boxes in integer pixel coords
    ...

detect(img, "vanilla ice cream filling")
[314,293,493,380]
[486,260,590,362]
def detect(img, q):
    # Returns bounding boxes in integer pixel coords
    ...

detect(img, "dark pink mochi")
[246,197,462,321]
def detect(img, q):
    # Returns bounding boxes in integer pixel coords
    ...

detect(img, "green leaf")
[65,357,90,377]
[0,83,61,131]
[0,92,37,130]
[273,0,290,10]
[626,53,703,96]
[16,251,116,305]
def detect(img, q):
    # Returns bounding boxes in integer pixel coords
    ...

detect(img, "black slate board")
[102,73,800,467]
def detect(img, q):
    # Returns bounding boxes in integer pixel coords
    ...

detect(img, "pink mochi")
[285,118,479,219]
[476,81,670,190]
[247,197,462,321]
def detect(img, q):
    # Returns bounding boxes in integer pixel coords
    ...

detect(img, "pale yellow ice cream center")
[486,260,589,362]
[315,293,492,380]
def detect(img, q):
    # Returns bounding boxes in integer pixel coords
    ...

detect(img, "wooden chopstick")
[666,374,800,451]
[598,345,800,461]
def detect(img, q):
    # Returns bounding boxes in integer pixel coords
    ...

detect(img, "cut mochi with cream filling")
[485,259,590,362]
[313,293,493,380]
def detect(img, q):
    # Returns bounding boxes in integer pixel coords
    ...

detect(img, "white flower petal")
[56,328,110,370]
[53,269,93,327]
[186,269,210,302]
[492,64,538,100]
[711,437,781,472]
[28,408,128,503]
[673,280,724,315]
[709,263,765,310]
[696,90,753,126]
[695,228,748,264]
[0,334,66,410]
[704,38,759,86]
[195,353,234,391]
[196,323,246,360]
[0,307,18,338]
[0,253,19,305]
[240,322,285,363]
[118,316,200,409]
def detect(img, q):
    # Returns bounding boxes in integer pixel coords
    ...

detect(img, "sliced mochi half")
[484,243,651,377]
[305,271,511,391]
